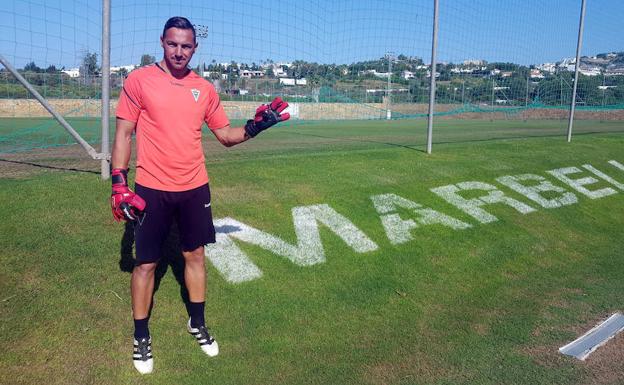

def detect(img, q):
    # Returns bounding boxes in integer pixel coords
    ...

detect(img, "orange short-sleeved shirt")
[116,64,230,191]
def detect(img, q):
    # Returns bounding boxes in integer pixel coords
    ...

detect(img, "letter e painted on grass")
[431,181,536,224]
[495,174,577,208]
[371,193,471,245]
[546,167,617,199]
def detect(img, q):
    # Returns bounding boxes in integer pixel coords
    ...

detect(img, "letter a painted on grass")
[205,205,378,283]
[371,193,471,245]
[431,181,536,224]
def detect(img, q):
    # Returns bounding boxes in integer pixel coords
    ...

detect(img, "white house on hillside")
[240,70,264,78]
[279,78,307,86]
[62,68,80,78]
[110,65,136,74]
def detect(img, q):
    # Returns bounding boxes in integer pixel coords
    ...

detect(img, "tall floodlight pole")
[101,0,111,179]
[426,0,439,154]
[567,0,587,142]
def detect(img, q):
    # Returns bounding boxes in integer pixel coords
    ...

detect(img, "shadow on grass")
[0,158,99,174]
[432,129,624,146]
[288,127,624,151]
[286,131,425,153]
[119,221,191,317]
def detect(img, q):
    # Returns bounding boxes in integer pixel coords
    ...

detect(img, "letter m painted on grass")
[205,204,378,284]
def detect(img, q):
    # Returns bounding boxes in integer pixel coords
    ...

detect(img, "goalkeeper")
[110,16,289,375]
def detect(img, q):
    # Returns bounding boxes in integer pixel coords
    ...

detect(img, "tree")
[117,67,129,78]
[140,54,156,67]
[81,52,99,76]
[23,61,42,72]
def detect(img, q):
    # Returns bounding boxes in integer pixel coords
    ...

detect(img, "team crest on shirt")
[191,88,200,102]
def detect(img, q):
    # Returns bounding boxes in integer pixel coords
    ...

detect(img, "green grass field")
[1,119,624,385]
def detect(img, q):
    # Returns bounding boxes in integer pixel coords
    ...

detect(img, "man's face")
[160,27,196,72]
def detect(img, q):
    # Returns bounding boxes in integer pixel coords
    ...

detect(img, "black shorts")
[134,183,216,264]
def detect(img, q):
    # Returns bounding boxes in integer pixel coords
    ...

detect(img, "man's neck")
[159,59,189,79]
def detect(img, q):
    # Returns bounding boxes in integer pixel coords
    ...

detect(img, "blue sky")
[1,0,622,69]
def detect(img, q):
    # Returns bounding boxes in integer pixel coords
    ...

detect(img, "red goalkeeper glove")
[110,168,146,222]
[244,97,290,138]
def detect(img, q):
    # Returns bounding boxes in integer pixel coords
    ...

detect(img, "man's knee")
[183,246,205,266]
[133,262,157,277]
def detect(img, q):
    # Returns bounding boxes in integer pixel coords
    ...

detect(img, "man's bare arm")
[211,125,250,147]
[211,97,290,147]
[111,118,137,169]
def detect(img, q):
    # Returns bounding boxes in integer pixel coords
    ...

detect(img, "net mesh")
[0,0,622,166]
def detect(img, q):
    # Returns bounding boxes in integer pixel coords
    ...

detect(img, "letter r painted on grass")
[205,205,378,283]
[431,181,536,224]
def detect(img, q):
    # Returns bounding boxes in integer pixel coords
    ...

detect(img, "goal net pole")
[101,0,111,179]
[426,0,439,154]
[566,0,587,143]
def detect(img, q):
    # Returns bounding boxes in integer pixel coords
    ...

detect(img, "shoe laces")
[136,338,151,358]
[197,326,215,344]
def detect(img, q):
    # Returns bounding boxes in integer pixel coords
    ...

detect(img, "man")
[110,16,289,374]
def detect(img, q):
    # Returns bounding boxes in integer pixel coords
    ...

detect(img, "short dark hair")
[162,16,196,43]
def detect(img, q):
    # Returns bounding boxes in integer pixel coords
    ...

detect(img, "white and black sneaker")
[187,319,219,357]
[132,337,153,374]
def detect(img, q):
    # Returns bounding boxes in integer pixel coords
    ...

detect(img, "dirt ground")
[523,312,624,385]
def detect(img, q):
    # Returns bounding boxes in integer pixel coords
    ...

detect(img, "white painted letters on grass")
[608,160,624,172]
[547,167,617,199]
[206,160,621,284]
[371,193,471,245]
[582,164,624,191]
[205,226,264,283]
[495,174,577,208]
[431,181,536,223]
[206,205,378,283]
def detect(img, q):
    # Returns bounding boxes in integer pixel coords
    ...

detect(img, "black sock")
[134,317,150,340]
[188,301,205,328]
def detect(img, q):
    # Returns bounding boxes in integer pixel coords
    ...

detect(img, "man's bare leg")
[182,245,218,356]
[182,246,206,303]
[131,262,158,320]
[131,262,157,374]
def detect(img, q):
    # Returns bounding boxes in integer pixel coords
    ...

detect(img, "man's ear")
[160,35,164,48]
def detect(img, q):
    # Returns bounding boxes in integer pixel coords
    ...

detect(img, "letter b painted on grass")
[496,174,577,209]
